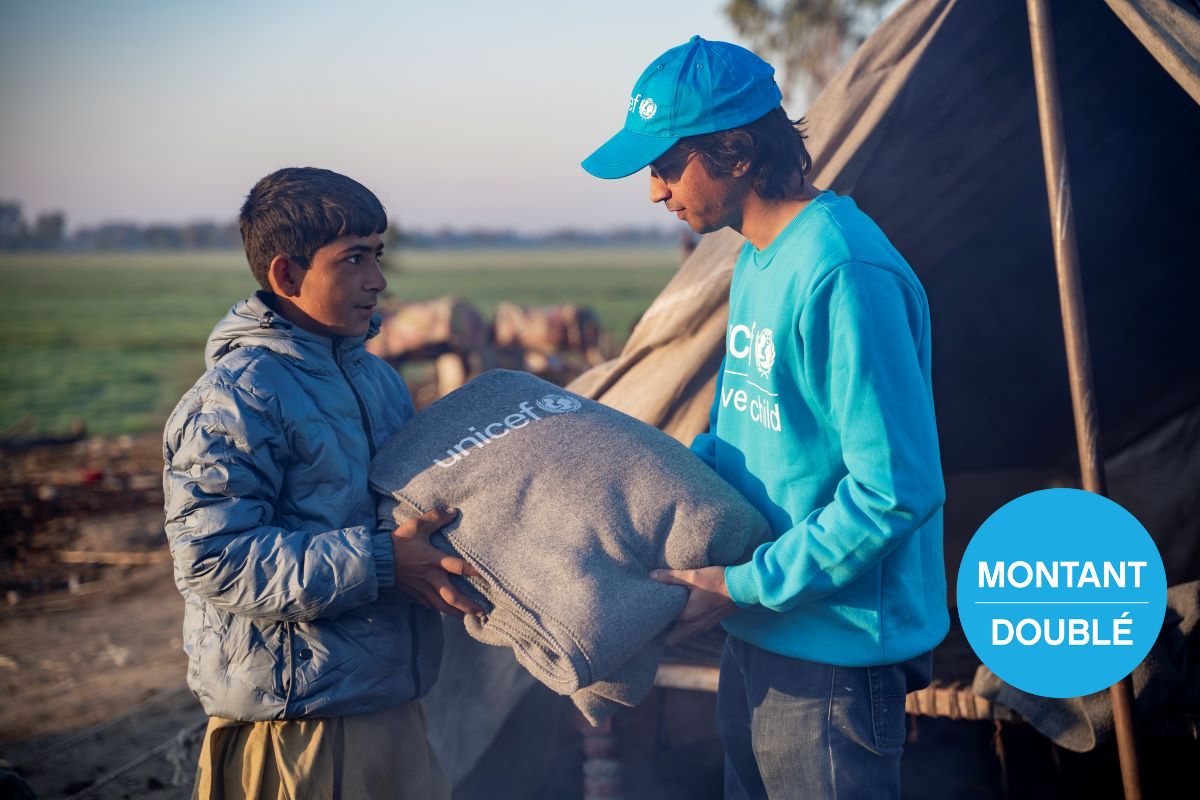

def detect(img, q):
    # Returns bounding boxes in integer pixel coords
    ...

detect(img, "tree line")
[0,201,68,251]
[0,200,683,253]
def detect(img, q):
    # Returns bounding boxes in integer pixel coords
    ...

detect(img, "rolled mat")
[369,369,769,723]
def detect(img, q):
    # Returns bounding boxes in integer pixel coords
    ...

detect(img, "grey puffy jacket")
[163,291,441,721]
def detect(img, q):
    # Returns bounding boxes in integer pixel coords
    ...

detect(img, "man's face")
[289,232,387,338]
[648,147,747,234]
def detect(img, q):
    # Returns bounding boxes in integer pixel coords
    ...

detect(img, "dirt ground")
[0,435,202,799]
[3,435,1196,800]
[0,433,733,800]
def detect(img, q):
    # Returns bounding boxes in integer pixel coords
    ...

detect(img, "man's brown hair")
[677,107,813,198]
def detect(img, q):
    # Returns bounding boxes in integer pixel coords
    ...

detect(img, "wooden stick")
[56,549,170,565]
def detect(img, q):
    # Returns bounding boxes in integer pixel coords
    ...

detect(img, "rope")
[61,719,207,800]
[16,684,191,769]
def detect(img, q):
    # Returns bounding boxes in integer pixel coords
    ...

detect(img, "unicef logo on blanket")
[754,328,776,378]
[638,97,657,121]
[536,394,582,414]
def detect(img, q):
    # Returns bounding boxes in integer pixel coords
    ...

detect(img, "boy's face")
[276,232,386,338]
[648,147,748,234]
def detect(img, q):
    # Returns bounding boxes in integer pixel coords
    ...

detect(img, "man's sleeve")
[723,262,945,611]
[163,381,395,622]
[688,357,726,470]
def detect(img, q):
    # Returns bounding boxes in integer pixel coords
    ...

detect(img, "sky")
[0,0,757,233]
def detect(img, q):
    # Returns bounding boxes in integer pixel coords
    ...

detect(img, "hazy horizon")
[1,1,760,235]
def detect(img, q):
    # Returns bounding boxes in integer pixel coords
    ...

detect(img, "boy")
[583,38,948,798]
[163,167,480,798]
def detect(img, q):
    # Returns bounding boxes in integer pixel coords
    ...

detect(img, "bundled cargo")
[366,296,486,363]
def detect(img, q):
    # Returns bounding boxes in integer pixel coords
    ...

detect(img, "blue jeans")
[716,637,931,799]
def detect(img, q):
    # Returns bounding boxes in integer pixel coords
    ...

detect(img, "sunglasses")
[649,149,695,182]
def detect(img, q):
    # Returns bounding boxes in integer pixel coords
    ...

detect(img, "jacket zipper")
[334,340,422,694]
[333,341,377,458]
[282,621,295,708]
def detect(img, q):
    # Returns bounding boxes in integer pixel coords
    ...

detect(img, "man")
[163,167,481,798]
[583,37,948,798]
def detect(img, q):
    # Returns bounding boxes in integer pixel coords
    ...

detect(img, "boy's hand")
[392,507,484,618]
[650,566,738,646]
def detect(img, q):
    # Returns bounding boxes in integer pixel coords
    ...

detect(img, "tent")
[572,0,1200,584]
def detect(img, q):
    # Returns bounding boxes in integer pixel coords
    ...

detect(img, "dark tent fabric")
[820,0,1200,472]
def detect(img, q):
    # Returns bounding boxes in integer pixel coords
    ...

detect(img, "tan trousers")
[192,701,450,799]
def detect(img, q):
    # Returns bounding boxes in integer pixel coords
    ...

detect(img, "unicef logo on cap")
[536,394,582,414]
[638,97,657,121]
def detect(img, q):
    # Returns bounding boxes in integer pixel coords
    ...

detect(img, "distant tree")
[384,223,410,249]
[94,223,141,251]
[31,211,66,250]
[0,201,26,250]
[382,223,408,273]
[724,0,889,104]
[180,222,210,249]
[144,224,183,250]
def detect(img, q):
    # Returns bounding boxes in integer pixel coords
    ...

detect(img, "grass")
[0,249,680,437]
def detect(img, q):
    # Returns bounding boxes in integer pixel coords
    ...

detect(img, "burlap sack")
[369,369,769,723]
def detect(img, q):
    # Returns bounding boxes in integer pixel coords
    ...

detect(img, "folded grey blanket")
[370,369,769,724]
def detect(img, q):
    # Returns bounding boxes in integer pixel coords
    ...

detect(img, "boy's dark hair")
[677,107,812,199]
[239,167,388,290]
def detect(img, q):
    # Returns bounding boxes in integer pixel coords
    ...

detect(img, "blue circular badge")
[956,489,1166,698]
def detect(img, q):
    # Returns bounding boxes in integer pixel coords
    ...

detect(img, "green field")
[0,248,680,437]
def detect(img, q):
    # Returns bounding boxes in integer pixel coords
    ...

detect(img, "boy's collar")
[249,290,381,347]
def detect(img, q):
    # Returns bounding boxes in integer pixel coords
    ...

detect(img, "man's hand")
[392,507,483,618]
[650,565,738,646]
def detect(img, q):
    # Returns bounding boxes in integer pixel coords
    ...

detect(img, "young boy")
[163,167,481,798]
[583,38,948,798]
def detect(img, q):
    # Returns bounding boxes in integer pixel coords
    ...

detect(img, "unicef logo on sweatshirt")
[754,328,776,378]
[536,394,581,414]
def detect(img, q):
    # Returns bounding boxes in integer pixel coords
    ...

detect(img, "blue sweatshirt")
[692,190,949,666]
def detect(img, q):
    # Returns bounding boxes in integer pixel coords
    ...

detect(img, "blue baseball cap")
[582,36,783,180]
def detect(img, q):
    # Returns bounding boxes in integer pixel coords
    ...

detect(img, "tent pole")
[1025,1,1143,798]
